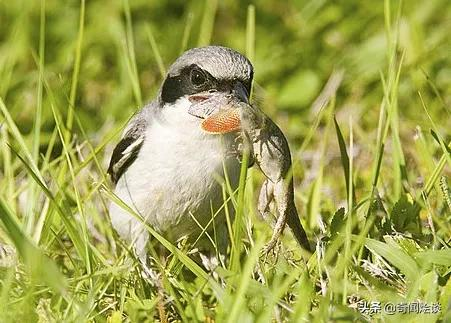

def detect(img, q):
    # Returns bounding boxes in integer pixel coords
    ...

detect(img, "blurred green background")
[1,0,449,137]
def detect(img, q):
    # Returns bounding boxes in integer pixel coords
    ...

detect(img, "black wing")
[107,114,147,184]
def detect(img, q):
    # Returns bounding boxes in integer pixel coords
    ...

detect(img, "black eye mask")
[161,64,216,103]
[161,64,252,104]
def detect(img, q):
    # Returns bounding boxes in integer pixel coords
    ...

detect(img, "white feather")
[109,97,240,257]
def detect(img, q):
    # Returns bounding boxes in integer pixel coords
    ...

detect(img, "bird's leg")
[156,271,168,323]
[193,221,229,284]
[129,227,162,283]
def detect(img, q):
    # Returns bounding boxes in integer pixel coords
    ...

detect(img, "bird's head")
[158,46,253,131]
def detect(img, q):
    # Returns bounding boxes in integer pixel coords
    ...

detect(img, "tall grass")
[0,0,450,322]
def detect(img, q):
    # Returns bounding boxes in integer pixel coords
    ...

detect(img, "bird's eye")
[190,69,207,87]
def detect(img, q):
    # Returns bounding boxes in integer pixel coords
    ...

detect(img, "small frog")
[189,97,311,253]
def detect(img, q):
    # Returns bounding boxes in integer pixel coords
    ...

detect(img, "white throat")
[156,97,205,135]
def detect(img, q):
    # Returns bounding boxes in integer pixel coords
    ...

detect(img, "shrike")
[108,46,253,261]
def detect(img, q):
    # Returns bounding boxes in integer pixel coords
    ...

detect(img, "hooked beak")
[187,81,249,120]
[231,81,249,104]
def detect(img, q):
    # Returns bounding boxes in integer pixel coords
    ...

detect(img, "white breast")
[109,98,240,246]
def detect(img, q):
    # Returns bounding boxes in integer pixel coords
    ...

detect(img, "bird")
[107,46,254,263]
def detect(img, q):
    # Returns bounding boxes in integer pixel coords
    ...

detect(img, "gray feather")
[168,46,253,84]
[108,105,152,184]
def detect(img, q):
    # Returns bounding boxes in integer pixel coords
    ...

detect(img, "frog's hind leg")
[262,180,289,253]
[258,179,274,222]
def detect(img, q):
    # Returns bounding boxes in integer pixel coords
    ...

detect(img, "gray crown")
[167,46,253,83]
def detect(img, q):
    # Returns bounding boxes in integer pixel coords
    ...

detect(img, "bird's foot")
[199,252,226,286]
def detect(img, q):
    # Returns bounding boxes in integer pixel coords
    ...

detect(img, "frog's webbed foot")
[260,240,280,259]
[262,212,287,254]
[228,132,255,167]
[225,134,241,158]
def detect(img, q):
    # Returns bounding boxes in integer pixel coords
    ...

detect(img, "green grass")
[0,0,450,322]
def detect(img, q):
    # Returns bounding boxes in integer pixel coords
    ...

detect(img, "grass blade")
[146,25,166,79]
[8,145,89,266]
[197,0,218,46]
[364,237,420,282]
[334,116,356,205]
[65,0,85,139]
[0,196,67,295]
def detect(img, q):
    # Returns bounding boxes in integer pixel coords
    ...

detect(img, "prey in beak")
[187,81,249,134]
[189,93,312,253]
